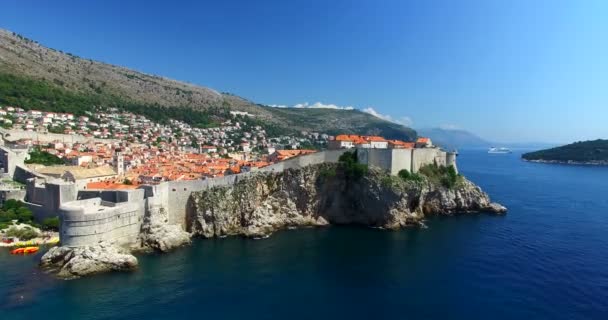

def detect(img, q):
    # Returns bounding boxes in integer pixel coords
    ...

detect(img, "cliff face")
[40,163,505,279]
[138,207,192,252]
[189,164,505,238]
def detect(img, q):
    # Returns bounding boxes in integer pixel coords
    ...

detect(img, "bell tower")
[113,150,124,176]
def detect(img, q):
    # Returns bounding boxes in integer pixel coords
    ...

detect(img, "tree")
[42,216,60,231]
[24,147,64,165]
[339,151,368,179]
[16,207,33,223]
[398,169,410,180]
[2,199,21,211]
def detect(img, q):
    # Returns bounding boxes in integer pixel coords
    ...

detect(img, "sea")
[1,149,607,319]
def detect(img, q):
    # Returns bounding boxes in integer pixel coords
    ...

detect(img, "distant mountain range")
[417,127,560,150]
[0,29,416,140]
[417,128,491,149]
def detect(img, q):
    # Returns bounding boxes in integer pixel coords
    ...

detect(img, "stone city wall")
[163,150,349,227]
[0,128,117,144]
[411,148,449,173]
[0,189,26,204]
[54,149,456,247]
[357,148,452,175]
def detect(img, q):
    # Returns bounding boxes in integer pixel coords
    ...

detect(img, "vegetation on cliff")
[338,151,368,179]
[522,139,608,163]
[397,169,423,183]
[417,164,462,188]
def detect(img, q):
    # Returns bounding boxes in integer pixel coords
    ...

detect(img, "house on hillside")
[199,145,217,154]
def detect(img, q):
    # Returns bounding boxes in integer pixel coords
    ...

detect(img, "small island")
[522,139,608,165]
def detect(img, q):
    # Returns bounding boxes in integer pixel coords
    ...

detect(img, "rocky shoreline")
[40,242,138,279]
[41,163,506,279]
[523,159,608,166]
[188,163,506,238]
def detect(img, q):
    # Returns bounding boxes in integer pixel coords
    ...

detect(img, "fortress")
[2,143,456,248]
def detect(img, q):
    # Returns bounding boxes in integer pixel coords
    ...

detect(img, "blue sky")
[1,0,607,143]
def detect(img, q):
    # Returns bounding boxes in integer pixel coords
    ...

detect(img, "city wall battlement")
[56,148,455,247]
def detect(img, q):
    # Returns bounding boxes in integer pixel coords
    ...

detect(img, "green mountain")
[522,139,608,163]
[0,29,416,140]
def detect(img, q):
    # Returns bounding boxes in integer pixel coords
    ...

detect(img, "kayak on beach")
[10,246,39,255]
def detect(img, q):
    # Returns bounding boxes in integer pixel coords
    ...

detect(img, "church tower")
[113,150,124,176]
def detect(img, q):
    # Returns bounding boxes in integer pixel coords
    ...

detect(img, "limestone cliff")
[189,163,506,238]
[138,207,191,252]
[41,163,505,279]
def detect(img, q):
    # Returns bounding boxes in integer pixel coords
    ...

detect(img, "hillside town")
[0,105,332,185]
[0,105,437,188]
[0,102,446,251]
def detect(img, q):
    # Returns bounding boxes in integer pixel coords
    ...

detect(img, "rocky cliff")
[41,163,505,279]
[138,207,192,252]
[188,163,505,238]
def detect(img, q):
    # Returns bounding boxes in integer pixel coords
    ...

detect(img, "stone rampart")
[59,189,145,247]
[0,128,117,144]
[55,149,457,247]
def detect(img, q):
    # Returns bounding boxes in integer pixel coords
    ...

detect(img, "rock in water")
[139,207,191,252]
[40,243,138,279]
[488,202,508,214]
[140,223,192,252]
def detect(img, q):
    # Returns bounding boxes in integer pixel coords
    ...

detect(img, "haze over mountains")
[0,29,416,140]
[417,128,490,149]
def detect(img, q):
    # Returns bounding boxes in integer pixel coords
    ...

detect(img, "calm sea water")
[1,149,607,319]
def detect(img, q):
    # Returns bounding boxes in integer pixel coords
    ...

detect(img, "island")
[522,139,608,165]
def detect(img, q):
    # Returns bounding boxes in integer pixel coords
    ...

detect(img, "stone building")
[357,147,457,175]
[0,146,29,179]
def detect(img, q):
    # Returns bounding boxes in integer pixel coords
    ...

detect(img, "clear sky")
[1,0,607,143]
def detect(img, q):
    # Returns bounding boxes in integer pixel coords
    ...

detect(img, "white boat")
[488,147,512,154]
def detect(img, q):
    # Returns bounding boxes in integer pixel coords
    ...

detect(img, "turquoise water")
[1,149,607,319]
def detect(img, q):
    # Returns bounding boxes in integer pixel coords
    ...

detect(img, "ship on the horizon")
[488,147,512,154]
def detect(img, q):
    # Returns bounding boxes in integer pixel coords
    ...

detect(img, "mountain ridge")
[0,28,416,140]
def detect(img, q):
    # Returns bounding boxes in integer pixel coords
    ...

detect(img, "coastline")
[522,159,608,166]
[40,163,506,279]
